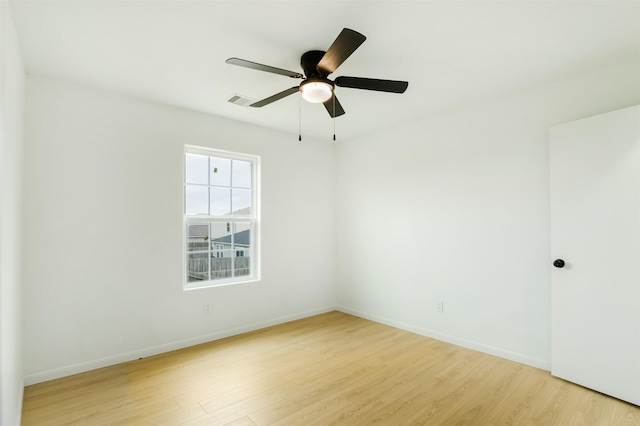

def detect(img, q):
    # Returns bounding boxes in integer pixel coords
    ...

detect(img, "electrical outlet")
[203,303,211,315]
[436,300,444,313]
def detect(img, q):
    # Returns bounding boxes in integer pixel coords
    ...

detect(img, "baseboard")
[337,305,552,371]
[23,306,336,386]
[24,305,551,386]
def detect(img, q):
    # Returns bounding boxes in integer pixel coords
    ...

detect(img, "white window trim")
[183,145,261,290]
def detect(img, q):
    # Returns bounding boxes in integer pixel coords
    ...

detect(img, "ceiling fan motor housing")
[301,50,328,78]
[299,50,335,103]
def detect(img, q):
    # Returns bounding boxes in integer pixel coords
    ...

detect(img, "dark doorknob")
[553,259,565,268]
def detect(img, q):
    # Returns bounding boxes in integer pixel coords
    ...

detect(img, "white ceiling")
[9,1,640,142]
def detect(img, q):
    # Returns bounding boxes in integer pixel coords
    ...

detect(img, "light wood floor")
[22,311,640,425]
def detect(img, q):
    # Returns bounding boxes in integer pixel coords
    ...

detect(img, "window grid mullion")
[228,185,232,216]
[230,222,235,278]
[207,156,212,216]
[207,222,212,281]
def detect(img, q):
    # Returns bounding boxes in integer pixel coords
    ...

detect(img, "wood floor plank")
[22,311,640,425]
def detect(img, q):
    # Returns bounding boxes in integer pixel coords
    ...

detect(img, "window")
[184,146,259,288]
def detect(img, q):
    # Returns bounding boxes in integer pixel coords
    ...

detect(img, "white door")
[550,105,640,406]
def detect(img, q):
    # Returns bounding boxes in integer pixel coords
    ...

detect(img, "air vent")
[227,94,256,107]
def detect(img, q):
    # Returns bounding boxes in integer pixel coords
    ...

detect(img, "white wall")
[336,60,640,369]
[22,76,336,384]
[20,54,640,389]
[0,2,25,424]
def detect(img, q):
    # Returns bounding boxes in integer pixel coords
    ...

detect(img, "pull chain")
[333,95,336,141]
[298,93,302,142]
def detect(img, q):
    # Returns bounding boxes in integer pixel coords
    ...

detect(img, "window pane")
[211,257,233,279]
[232,160,252,189]
[235,258,250,277]
[211,157,231,187]
[210,222,232,247]
[233,222,251,247]
[210,222,233,279]
[187,222,210,251]
[187,252,209,282]
[185,185,209,215]
[234,222,251,277]
[185,154,209,185]
[231,189,251,215]
[210,187,231,216]
[186,222,210,282]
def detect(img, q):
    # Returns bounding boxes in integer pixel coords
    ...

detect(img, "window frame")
[183,145,260,290]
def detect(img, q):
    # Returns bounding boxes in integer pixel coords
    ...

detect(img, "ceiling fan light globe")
[300,81,333,103]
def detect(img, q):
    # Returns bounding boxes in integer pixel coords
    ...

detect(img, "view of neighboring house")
[186,210,252,281]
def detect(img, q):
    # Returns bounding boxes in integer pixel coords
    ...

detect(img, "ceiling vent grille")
[227,94,256,107]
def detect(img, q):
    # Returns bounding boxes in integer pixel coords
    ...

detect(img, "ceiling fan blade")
[317,28,366,75]
[226,58,303,79]
[250,86,300,107]
[323,95,346,117]
[334,76,408,93]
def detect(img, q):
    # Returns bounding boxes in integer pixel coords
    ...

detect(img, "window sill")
[183,277,261,291]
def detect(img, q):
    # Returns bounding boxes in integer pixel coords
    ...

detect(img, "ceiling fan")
[226,28,408,118]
